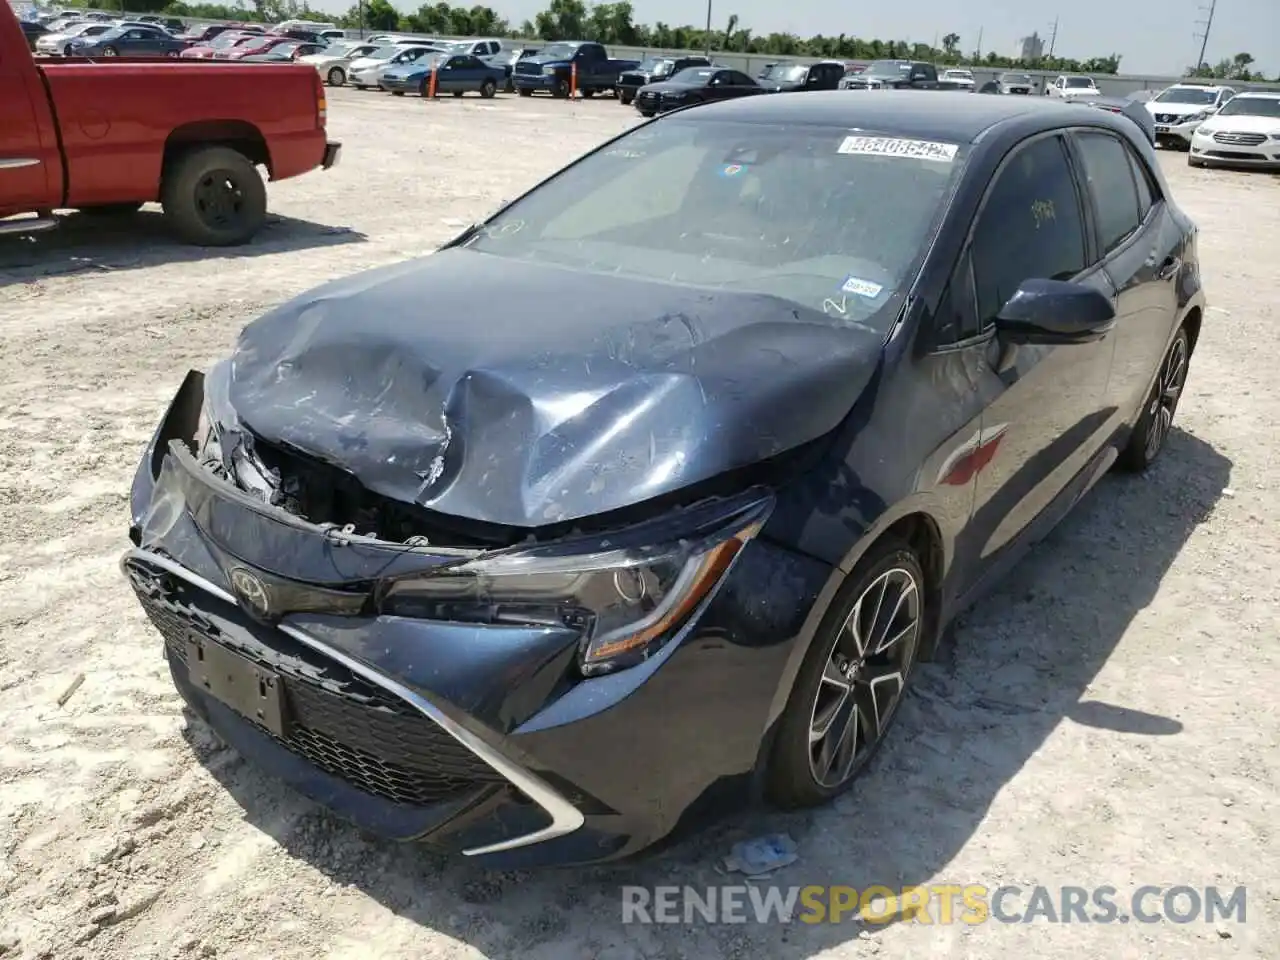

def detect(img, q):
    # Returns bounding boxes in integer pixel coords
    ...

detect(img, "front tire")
[480,78,497,98]
[1188,155,1206,168]
[327,67,345,86]
[1118,326,1190,472]
[619,92,633,105]
[551,77,569,98]
[101,46,118,56]
[161,146,266,247]
[517,87,533,97]
[766,539,925,808]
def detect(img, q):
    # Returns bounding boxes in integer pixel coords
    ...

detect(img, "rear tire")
[452,90,463,98]
[480,78,497,98]
[1117,326,1190,472]
[766,538,926,808]
[551,77,569,98]
[102,46,118,56]
[517,87,533,97]
[391,90,404,96]
[639,109,655,117]
[327,67,345,86]
[419,78,430,97]
[619,92,633,105]
[160,146,266,247]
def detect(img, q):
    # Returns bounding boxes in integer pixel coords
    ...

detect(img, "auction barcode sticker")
[837,136,959,163]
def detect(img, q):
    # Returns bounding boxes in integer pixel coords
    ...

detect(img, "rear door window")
[1073,131,1142,254]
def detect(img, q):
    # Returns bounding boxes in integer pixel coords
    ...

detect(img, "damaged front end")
[125,365,782,862]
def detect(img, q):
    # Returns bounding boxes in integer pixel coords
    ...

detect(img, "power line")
[1193,0,1217,71]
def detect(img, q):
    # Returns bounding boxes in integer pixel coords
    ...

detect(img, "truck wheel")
[161,146,266,247]
[391,90,405,96]
[327,67,345,85]
[78,203,143,217]
[551,77,569,98]
[619,92,633,105]
[517,87,533,97]
[480,78,497,98]
[452,90,463,98]
[581,88,595,98]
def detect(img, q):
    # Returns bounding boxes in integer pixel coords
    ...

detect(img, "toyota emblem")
[229,567,270,615]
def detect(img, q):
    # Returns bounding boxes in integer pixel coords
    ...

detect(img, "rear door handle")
[1157,256,1181,281]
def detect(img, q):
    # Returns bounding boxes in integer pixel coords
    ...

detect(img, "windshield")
[635,57,670,74]
[865,61,912,77]
[464,119,964,328]
[1065,77,1094,88]
[764,64,807,81]
[1155,86,1218,105]
[323,41,355,56]
[1217,96,1280,118]
[210,32,247,47]
[366,45,403,60]
[1002,74,1031,83]
[672,68,714,83]
[537,43,578,60]
[944,70,972,79]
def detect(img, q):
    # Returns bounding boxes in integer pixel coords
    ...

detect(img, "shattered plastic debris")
[722,833,799,878]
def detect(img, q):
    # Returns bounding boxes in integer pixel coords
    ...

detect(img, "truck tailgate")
[37,61,327,207]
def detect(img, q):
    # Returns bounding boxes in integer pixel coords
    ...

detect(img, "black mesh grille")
[126,558,502,807]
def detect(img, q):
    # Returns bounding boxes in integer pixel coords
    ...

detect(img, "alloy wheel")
[808,567,921,789]
[1143,335,1188,461]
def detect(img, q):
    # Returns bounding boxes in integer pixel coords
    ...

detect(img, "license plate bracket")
[187,635,288,738]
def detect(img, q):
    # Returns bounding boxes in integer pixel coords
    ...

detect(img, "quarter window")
[970,135,1087,327]
[1074,131,1141,254]
[1127,149,1155,219]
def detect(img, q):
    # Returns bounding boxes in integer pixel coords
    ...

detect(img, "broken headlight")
[379,494,772,676]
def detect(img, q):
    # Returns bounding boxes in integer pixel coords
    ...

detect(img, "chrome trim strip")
[0,158,42,171]
[121,547,585,856]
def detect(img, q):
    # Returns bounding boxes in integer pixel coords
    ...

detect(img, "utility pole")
[704,0,712,56]
[1194,0,1216,72]
[975,25,983,62]
[1047,17,1058,59]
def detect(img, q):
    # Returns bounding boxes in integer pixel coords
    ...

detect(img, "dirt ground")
[1,90,1277,960]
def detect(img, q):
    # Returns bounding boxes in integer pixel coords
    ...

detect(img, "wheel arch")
[162,121,272,181]
[1182,304,1203,356]
[751,505,950,793]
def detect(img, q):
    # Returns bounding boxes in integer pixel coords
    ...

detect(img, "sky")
[313,0,1278,77]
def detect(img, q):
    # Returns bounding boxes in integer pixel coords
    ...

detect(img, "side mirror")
[994,278,1116,345]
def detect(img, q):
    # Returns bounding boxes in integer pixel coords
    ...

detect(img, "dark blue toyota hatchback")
[124,92,1205,867]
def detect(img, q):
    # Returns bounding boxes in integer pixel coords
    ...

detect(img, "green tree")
[941,32,959,56]
[534,0,587,39]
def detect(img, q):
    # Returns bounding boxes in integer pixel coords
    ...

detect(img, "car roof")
[680,89,1131,142]
[1230,90,1280,99]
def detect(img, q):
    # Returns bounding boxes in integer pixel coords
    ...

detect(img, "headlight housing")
[1186,111,1210,124]
[542,65,557,75]
[379,493,773,676]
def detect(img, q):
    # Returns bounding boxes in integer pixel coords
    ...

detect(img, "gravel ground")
[0,90,1277,960]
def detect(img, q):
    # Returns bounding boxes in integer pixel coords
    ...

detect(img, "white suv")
[1048,75,1100,99]
[1145,83,1237,150]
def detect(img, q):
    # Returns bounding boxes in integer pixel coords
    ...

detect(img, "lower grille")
[126,558,502,807]
[1214,131,1267,146]
[1155,113,1178,124]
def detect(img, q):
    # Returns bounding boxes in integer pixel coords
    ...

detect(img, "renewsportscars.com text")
[620,884,1247,926]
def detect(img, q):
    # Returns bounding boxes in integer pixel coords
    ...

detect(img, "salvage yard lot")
[0,90,1277,960]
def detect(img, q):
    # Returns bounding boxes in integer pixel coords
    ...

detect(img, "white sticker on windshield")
[837,136,958,163]
[840,276,884,299]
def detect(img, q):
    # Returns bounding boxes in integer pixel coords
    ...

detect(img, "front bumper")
[1190,131,1280,168]
[124,371,831,866]
[513,73,555,90]
[1153,117,1205,146]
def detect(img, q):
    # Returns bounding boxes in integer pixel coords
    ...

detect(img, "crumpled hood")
[226,249,884,528]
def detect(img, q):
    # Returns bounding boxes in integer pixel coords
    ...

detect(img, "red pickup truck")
[0,3,340,246]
